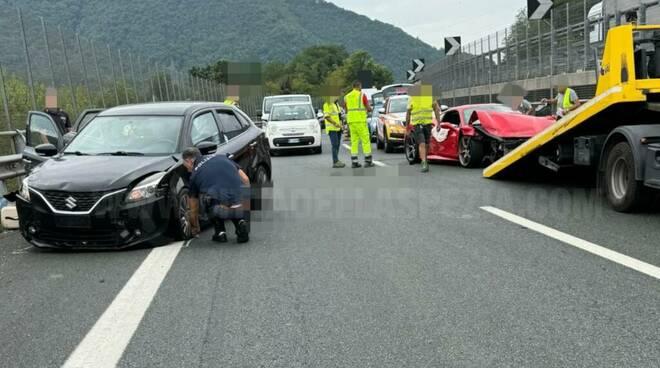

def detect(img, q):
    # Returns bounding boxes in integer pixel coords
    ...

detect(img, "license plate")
[288,138,301,144]
[54,216,91,228]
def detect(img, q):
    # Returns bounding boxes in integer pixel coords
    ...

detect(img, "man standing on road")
[342,81,374,168]
[542,81,581,119]
[406,83,442,173]
[323,93,346,168]
[183,147,251,243]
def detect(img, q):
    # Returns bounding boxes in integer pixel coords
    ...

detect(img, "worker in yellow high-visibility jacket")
[342,81,373,168]
[406,83,442,173]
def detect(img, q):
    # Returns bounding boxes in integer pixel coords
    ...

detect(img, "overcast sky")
[328,0,527,49]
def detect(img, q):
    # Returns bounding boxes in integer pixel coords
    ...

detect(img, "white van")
[261,94,312,122]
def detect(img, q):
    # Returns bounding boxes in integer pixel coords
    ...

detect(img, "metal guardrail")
[0,130,26,190]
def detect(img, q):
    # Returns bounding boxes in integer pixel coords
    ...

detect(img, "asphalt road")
[1,135,659,367]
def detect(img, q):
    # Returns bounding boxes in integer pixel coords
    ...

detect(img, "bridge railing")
[421,0,660,103]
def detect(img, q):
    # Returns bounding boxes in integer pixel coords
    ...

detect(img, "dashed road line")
[62,241,184,368]
[481,206,660,280]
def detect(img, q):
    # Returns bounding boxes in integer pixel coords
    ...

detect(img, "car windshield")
[65,116,182,155]
[463,104,514,122]
[389,98,409,113]
[372,93,384,106]
[264,96,310,114]
[269,104,315,121]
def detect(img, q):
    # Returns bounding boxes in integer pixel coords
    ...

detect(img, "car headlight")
[268,124,278,135]
[125,172,167,203]
[310,121,321,133]
[19,177,30,201]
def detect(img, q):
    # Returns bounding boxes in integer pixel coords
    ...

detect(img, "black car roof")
[97,102,230,116]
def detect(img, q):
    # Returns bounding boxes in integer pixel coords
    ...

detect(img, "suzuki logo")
[65,196,77,210]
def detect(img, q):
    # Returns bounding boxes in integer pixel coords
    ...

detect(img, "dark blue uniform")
[189,155,249,238]
[189,154,245,206]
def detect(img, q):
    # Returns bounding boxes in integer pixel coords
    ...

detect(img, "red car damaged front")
[456,109,556,167]
[466,110,556,139]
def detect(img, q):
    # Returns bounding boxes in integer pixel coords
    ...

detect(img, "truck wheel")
[458,135,484,168]
[605,141,650,212]
[405,135,420,165]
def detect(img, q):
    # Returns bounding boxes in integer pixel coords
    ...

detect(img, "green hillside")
[6,0,442,79]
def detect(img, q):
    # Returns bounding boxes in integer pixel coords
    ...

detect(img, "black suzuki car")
[16,102,272,249]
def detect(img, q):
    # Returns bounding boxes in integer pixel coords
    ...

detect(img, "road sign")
[444,37,461,56]
[528,0,553,20]
[413,59,425,73]
[406,70,416,82]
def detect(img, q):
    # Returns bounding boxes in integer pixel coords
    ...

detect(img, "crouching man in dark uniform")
[182,147,251,243]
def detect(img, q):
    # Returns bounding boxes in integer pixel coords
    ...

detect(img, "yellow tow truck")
[484,24,660,212]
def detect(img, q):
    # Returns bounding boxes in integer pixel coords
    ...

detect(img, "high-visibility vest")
[562,88,575,110]
[323,102,341,132]
[410,94,434,125]
[224,99,237,106]
[344,89,367,124]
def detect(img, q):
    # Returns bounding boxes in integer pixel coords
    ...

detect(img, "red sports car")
[404,104,556,167]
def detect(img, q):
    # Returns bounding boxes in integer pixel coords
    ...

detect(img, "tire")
[170,187,192,240]
[458,135,484,168]
[605,141,650,212]
[376,129,384,149]
[405,134,420,165]
[383,128,395,153]
[251,165,270,211]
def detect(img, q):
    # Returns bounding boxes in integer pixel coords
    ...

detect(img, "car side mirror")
[63,132,77,146]
[439,123,454,130]
[317,112,324,119]
[196,141,218,155]
[378,108,385,114]
[35,143,58,157]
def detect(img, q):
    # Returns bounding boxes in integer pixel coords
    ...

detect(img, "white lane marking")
[342,144,387,166]
[481,206,660,280]
[62,241,184,368]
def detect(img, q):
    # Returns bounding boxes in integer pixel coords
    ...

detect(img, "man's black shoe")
[212,232,228,243]
[236,220,250,243]
[351,162,362,169]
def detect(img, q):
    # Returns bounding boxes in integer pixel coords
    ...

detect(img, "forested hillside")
[5,0,442,78]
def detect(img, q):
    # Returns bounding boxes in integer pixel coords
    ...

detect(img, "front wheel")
[405,134,420,165]
[376,128,385,149]
[383,130,395,153]
[605,141,650,212]
[458,135,484,168]
[170,187,192,240]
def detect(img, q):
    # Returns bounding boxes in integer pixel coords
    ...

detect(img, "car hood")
[28,155,179,192]
[473,111,555,138]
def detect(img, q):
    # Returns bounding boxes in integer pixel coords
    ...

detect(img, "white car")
[264,102,322,154]
[261,94,312,122]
